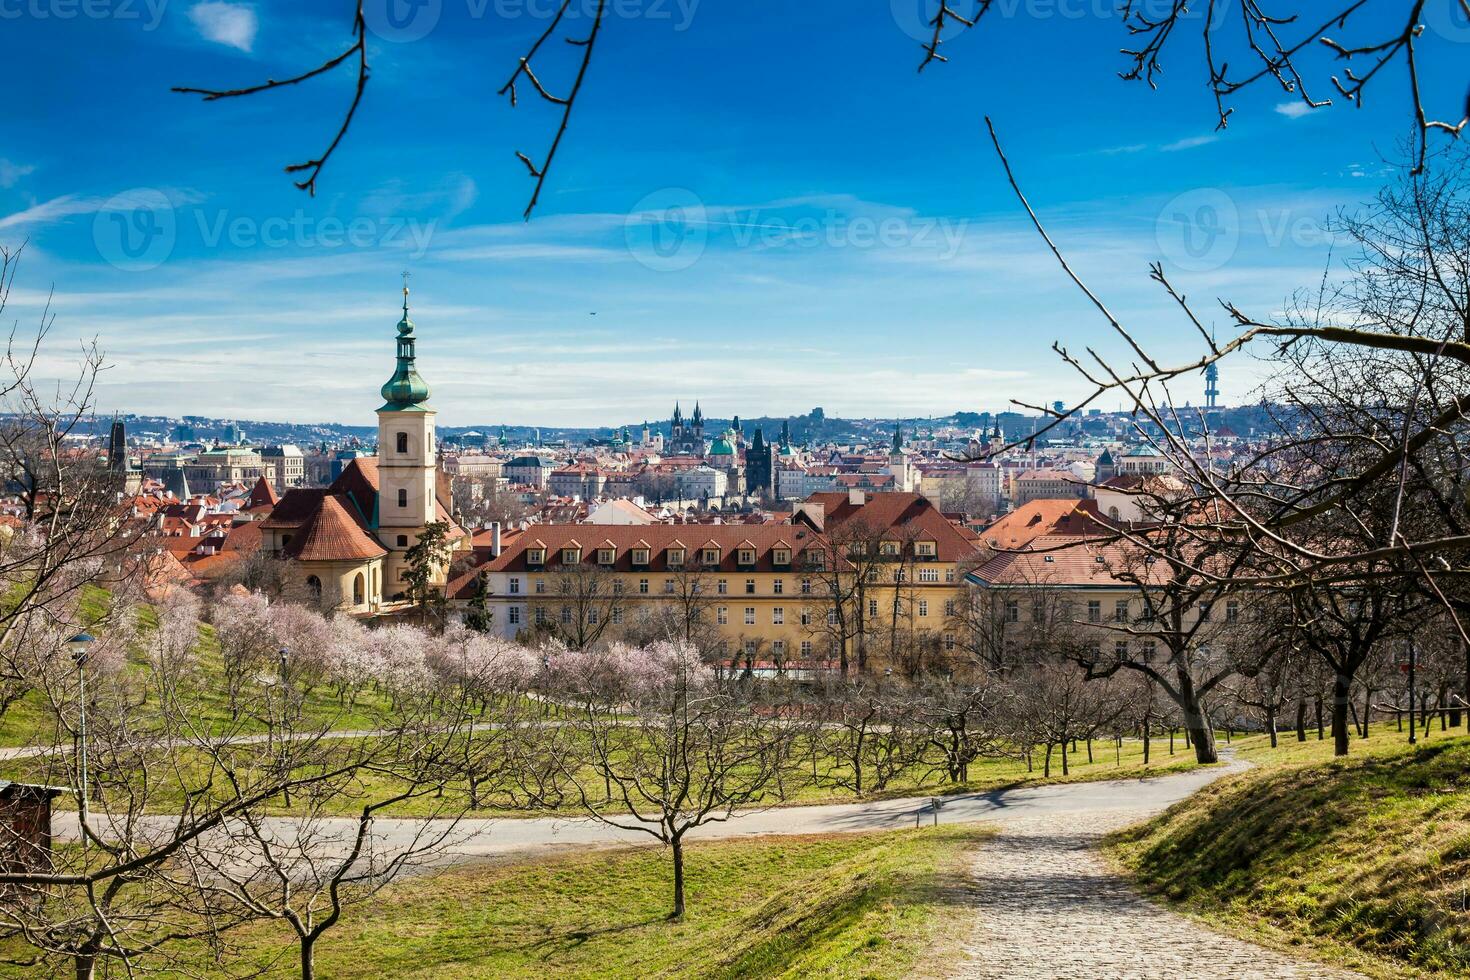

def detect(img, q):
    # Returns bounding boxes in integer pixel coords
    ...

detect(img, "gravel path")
[950,807,1362,979]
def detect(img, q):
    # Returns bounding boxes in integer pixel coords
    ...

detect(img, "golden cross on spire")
[401,270,411,312]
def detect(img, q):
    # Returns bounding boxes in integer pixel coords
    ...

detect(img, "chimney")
[490,521,502,557]
[848,489,865,506]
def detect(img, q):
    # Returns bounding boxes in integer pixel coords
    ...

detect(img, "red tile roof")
[286,495,387,562]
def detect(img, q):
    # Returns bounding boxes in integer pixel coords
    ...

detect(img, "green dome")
[709,434,735,456]
[380,288,431,410]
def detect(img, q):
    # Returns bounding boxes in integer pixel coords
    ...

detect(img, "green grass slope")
[1111,734,1470,978]
[158,826,989,979]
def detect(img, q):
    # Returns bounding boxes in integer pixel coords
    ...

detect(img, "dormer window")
[597,548,615,565]
[632,548,650,565]
[702,548,720,564]
[527,548,545,565]
[915,541,936,557]
[563,547,582,565]
[396,432,409,454]
[668,548,686,567]
[880,541,900,557]
[738,548,756,565]
[772,548,791,565]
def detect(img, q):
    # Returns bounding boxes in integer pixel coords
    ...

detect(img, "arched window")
[1108,506,1121,521]
[306,575,322,598]
[353,573,365,605]
[398,488,408,508]
[396,432,409,454]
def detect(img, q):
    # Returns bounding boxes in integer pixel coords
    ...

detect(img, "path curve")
[948,763,1361,979]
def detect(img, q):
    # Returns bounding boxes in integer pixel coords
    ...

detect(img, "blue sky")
[1,0,1465,427]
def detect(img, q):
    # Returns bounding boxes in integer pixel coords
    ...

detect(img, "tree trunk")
[669,836,686,920]
[1142,718,1150,764]
[1043,741,1053,778]
[74,954,95,980]
[1060,737,1069,776]
[1266,704,1278,748]
[1315,696,1324,740]
[1362,686,1372,739]
[1331,672,1351,757]
[301,935,316,980]
[1295,699,1307,741]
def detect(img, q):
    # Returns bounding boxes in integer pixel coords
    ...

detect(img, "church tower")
[376,282,438,588]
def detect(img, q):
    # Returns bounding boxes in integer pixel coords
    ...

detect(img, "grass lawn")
[1,729,1207,819]
[106,826,989,980]
[1110,729,1470,979]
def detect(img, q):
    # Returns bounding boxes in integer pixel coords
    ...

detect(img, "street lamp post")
[1408,637,1418,746]
[67,632,94,839]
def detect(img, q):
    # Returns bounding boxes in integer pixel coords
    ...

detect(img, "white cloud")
[1160,134,1220,152]
[1274,101,1314,120]
[188,2,258,52]
[0,160,36,189]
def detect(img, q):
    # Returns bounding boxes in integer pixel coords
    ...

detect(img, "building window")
[632,548,649,565]
[744,607,756,625]
[918,599,928,617]
[563,548,581,564]
[944,632,955,651]
[612,580,624,594]
[535,607,546,625]
[1226,600,1239,623]
[773,548,791,565]
[397,488,408,508]
[919,568,939,582]
[664,579,675,594]
[800,578,812,594]
[772,607,784,625]
[1142,640,1157,662]
[717,607,728,625]
[745,579,756,594]
[611,608,623,625]
[535,579,546,594]
[915,541,936,556]
[773,579,784,595]
[587,608,599,625]
[801,640,813,657]
[945,568,956,583]
[717,579,728,595]
[800,609,812,626]
[395,432,408,454]
[1114,600,1129,623]
[868,599,878,617]
[668,548,685,567]
[1004,600,1019,623]
[560,606,572,624]
[509,577,520,594]
[639,578,649,594]
[509,606,522,625]
[772,640,786,656]
[527,548,545,565]
[738,548,756,565]
[1087,600,1101,623]
[1114,640,1128,658]
[944,599,956,617]
[827,610,838,626]
[598,548,615,565]
[397,534,409,547]
[880,541,899,556]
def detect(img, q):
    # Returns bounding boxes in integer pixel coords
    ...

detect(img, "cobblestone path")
[951,809,1362,980]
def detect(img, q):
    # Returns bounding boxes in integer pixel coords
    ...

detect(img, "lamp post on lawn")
[67,632,94,840]
[1407,637,1418,746]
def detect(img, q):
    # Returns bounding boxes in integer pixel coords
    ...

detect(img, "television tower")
[1204,361,1220,409]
